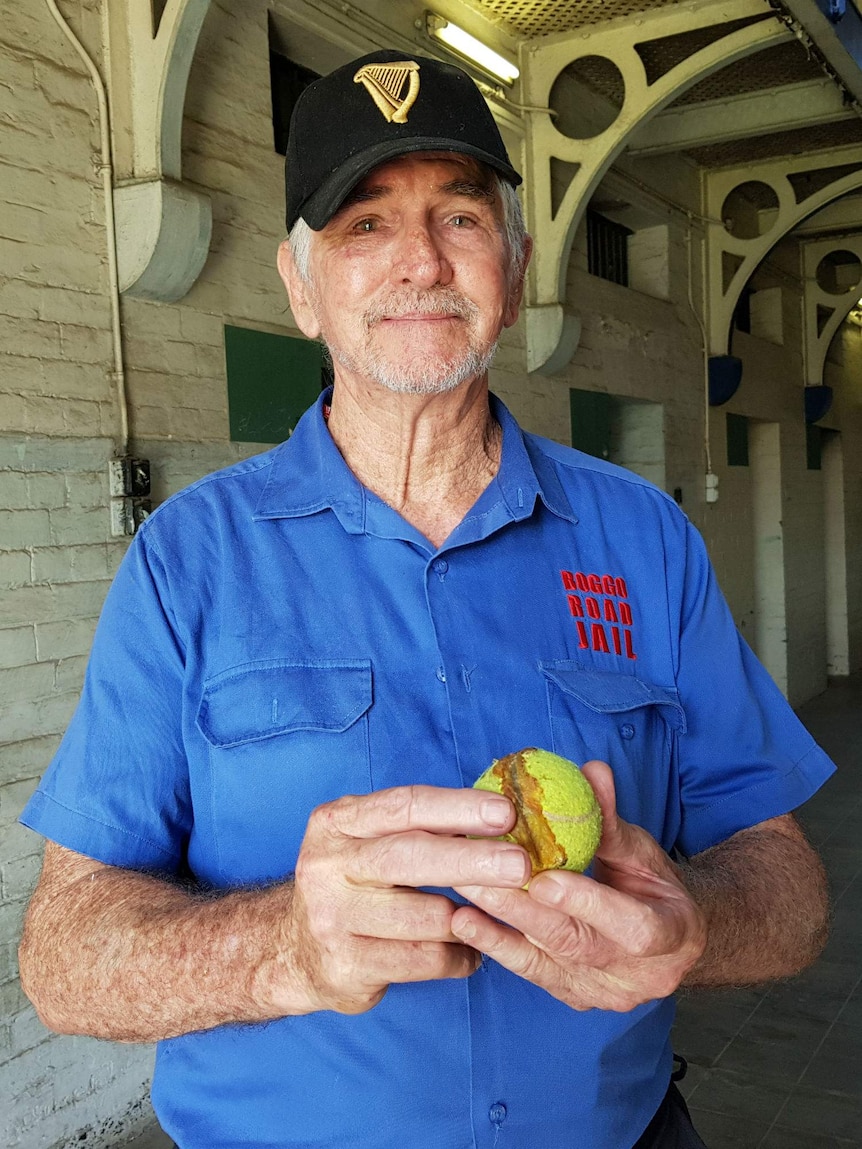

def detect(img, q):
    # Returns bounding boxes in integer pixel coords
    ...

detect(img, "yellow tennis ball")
[473,748,602,874]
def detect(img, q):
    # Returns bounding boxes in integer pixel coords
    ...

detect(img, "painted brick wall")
[3,0,862,1145]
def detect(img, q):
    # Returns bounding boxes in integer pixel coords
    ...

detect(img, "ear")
[277,239,321,340]
[503,233,533,329]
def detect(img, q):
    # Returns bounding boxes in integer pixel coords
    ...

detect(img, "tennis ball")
[473,748,602,875]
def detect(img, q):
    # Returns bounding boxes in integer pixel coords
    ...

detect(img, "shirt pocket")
[195,659,373,883]
[539,660,686,846]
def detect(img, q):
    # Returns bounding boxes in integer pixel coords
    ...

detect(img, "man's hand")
[20,787,531,1040]
[449,760,708,1012]
[280,785,532,1015]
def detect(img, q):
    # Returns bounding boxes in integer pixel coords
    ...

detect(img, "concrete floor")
[677,673,862,1148]
[122,675,862,1149]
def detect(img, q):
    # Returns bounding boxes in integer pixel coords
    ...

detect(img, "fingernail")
[454,918,476,940]
[533,874,564,905]
[499,849,528,883]
[481,798,512,828]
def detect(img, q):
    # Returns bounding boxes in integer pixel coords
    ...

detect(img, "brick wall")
[3,0,862,1144]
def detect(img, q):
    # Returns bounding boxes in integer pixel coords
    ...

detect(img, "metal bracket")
[519,0,791,374]
[103,0,212,301]
[801,233,862,387]
[704,143,862,355]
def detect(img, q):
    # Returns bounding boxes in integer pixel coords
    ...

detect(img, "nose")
[390,220,453,289]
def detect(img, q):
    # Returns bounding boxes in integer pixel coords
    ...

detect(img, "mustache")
[363,289,478,328]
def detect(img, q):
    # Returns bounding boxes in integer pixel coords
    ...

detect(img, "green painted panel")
[726,413,749,467]
[570,388,612,460]
[224,325,322,444]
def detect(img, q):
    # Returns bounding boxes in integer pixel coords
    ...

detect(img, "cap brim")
[295,137,522,231]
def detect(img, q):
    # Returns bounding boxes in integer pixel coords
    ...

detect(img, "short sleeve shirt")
[21,392,835,1149]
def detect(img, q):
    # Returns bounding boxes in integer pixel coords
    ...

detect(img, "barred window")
[587,210,632,287]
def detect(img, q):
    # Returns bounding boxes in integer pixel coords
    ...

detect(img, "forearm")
[679,816,829,988]
[19,845,314,1042]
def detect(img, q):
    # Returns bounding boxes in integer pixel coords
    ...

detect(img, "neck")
[325,375,502,548]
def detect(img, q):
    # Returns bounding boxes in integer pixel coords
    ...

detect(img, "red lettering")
[567,594,584,618]
[591,623,610,654]
[576,621,589,650]
[625,630,637,660]
[604,600,619,623]
[619,602,633,626]
[575,572,590,592]
[586,596,601,620]
[588,574,602,594]
[602,574,616,596]
[561,569,577,591]
[611,626,622,656]
[615,577,628,599]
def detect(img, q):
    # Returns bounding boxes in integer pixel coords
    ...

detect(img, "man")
[19,50,832,1149]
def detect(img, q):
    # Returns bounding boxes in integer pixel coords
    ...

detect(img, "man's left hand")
[450,760,708,1011]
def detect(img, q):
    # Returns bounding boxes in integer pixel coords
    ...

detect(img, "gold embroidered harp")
[353,61,421,123]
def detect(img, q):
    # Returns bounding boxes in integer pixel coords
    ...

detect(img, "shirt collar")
[253,388,577,535]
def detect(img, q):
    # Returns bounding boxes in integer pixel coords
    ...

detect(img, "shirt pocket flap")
[197,659,373,748]
[539,661,686,733]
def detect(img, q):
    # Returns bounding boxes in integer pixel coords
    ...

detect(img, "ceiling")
[453,0,862,173]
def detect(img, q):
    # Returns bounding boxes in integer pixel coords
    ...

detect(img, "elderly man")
[20,50,832,1149]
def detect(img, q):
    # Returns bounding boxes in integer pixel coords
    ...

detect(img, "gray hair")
[288,172,528,286]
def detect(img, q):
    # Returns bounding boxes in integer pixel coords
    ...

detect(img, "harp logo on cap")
[354,60,421,123]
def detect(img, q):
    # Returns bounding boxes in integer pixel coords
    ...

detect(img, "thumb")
[579,759,622,854]
[581,760,678,884]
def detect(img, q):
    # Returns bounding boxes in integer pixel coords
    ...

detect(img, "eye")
[450,214,474,228]
[353,218,377,233]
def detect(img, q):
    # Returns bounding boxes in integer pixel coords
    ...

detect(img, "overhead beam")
[520,0,792,373]
[779,0,862,104]
[794,191,862,234]
[628,78,854,156]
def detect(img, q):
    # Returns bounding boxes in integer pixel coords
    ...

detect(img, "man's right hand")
[279,785,530,1015]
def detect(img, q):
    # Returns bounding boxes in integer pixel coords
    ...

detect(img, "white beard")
[317,287,500,395]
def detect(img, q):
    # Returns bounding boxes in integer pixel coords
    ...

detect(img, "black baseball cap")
[285,49,522,232]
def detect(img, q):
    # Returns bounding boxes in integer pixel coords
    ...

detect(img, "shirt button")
[432,558,449,575]
[489,1102,507,1125]
[620,722,635,739]
[436,667,447,683]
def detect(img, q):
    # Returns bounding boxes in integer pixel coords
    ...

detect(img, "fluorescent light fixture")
[426,12,519,85]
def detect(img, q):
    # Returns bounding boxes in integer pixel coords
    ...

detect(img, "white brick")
[0,437,111,472]
[10,1005,52,1059]
[0,818,37,865]
[35,616,97,660]
[0,778,39,827]
[0,662,56,705]
[0,734,61,785]
[0,471,42,510]
[0,508,51,548]
[27,472,68,510]
[31,543,109,584]
[0,626,36,669]
[1,851,42,900]
[71,469,108,509]
[0,551,31,588]
[0,585,55,628]
[0,941,18,985]
[49,505,109,546]
[54,654,87,693]
[0,693,77,749]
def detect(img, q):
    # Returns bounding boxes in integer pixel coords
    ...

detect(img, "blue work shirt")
[22,391,835,1149]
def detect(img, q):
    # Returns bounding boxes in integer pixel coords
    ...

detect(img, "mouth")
[380,312,462,323]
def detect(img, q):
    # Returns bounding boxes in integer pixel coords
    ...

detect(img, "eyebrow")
[441,178,496,204]
[337,186,389,213]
